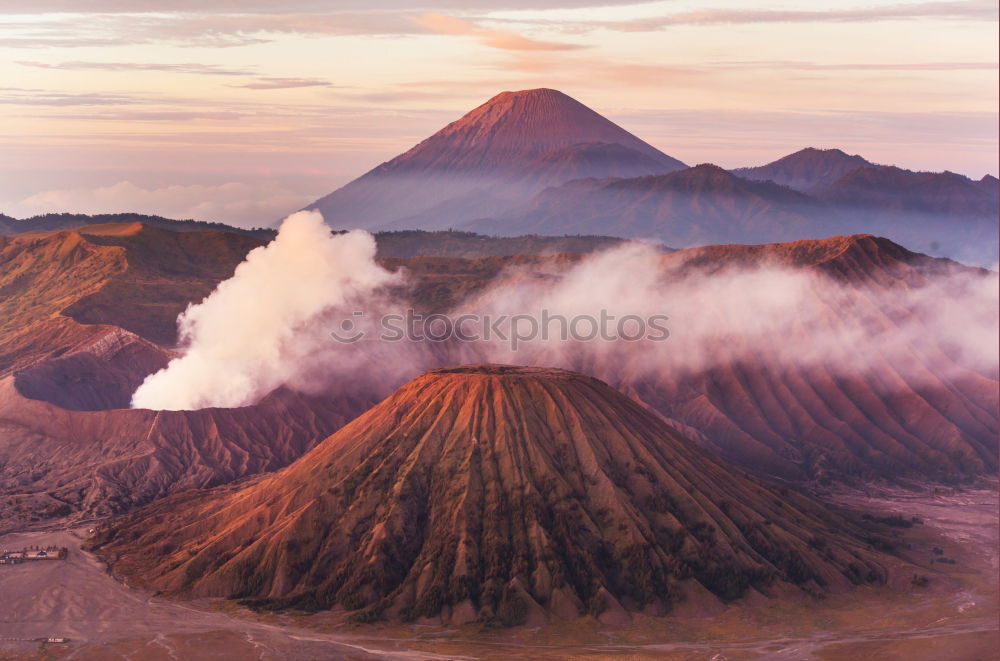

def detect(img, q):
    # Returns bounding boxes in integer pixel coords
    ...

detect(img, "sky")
[1,0,997,228]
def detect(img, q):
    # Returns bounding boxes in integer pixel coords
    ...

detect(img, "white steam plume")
[132,211,403,410]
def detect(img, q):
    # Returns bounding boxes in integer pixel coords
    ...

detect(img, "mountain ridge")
[466,163,825,245]
[733,147,874,193]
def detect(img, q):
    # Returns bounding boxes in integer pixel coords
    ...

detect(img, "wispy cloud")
[598,0,998,30]
[0,89,137,106]
[62,110,251,121]
[413,13,585,51]
[235,77,334,90]
[0,11,422,48]
[0,1,646,12]
[17,60,255,76]
[714,60,999,71]
[1,1,995,50]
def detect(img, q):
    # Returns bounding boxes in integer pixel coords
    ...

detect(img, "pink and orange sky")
[2,0,997,227]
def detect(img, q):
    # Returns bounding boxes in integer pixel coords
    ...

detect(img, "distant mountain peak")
[734,147,873,193]
[304,89,686,231]
[467,87,576,112]
[388,87,683,175]
[793,146,861,159]
[685,162,732,175]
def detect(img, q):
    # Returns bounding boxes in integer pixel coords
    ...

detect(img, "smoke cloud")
[132,218,999,411]
[132,211,405,410]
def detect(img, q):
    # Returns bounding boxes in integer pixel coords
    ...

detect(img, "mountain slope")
[0,376,370,531]
[377,89,678,173]
[472,159,999,263]
[0,223,263,376]
[0,224,374,531]
[1,222,993,536]
[733,148,873,193]
[821,165,998,216]
[306,89,686,231]
[813,166,999,263]
[977,174,999,196]
[481,235,998,483]
[89,366,891,625]
[467,164,827,245]
[658,236,997,481]
[373,230,643,259]
[515,141,677,184]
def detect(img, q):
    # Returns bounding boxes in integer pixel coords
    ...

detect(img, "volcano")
[305,89,686,231]
[91,365,889,626]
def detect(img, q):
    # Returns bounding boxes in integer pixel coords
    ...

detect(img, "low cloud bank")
[469,242,999,384]
[132,214,999,410]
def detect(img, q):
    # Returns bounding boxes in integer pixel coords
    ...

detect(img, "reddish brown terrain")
[648,235,998,483]
[0,224,595,531]
[0,223,994,535]
[0,224,373,531]
[481,235,998,483]
[0,220,994,658]
[305,88,687,231]
[89,365,893,625]
[0,222,259,378]
[0,379,368,530]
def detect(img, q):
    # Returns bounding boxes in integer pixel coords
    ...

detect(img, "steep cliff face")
[90,366,890,625]
[0,223,264,377]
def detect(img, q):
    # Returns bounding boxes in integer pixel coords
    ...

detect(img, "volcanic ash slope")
[90,366,893,626]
